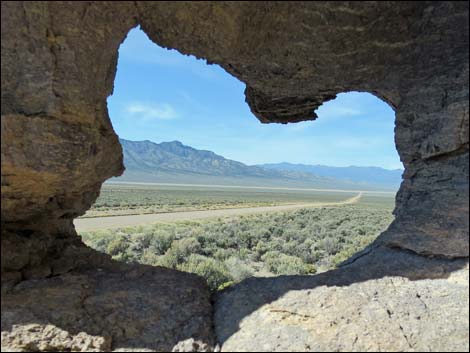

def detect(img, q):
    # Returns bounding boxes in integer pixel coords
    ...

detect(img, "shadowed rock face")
[1,1,469,352]
[1,261,215,351]
[214,246,470,352]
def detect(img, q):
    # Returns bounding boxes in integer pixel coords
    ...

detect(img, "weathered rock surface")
[1,260,215,352]
[214,246,469,352]
[1,2,469,277]
[1,2,469,352]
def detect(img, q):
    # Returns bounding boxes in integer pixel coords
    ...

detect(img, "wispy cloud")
[125,102,178,121]
[317,105,362,119]
[178,91,210,114]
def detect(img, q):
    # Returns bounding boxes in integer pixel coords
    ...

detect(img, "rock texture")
[1,1,469,352]
[1,260,215,352]
[1,2,468,274]
[214,246,469,352]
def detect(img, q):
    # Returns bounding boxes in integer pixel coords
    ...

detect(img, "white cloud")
[316,105,362,119]
[125,102,178,121]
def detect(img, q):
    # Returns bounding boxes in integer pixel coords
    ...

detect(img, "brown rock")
[0,2,468,352]
[214,246,469,351]
[1,262,215,352]
[1,2,468,274]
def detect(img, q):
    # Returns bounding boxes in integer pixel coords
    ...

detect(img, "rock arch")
[1,2,468,351]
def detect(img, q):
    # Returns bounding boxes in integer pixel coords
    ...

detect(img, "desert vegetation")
[81,195,394,292]
[81,183,357,218]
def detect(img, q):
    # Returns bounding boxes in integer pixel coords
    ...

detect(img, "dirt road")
[74,193,362,232]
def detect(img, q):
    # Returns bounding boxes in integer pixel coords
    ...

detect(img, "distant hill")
[115,138,400,191]
[258,162,403,189]
[121,138,274,178]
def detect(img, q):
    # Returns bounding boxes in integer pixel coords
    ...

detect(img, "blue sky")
[108,28,403,170]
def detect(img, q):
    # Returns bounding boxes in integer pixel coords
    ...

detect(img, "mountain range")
[115,138,402,191]
[258,162,403,188]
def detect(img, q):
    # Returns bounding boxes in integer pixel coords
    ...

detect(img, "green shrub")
[106,235,129,256]
[213,248,236,261]
[81,202,394,291]
[179,255,232,292]
[318,236,341,255]
[261,251,310,275]
[157,251,179,269]
[158,237,202,268]
[224,257,254,282]
[149,231,175,255]
[140,248,161,266]
[128,232,152,256]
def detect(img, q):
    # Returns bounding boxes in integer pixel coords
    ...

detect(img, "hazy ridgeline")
[81,195,394,292]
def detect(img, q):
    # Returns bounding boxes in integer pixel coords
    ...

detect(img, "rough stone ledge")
[1,243,468,352]
[1,259,216,352]
[214,245,469,352]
